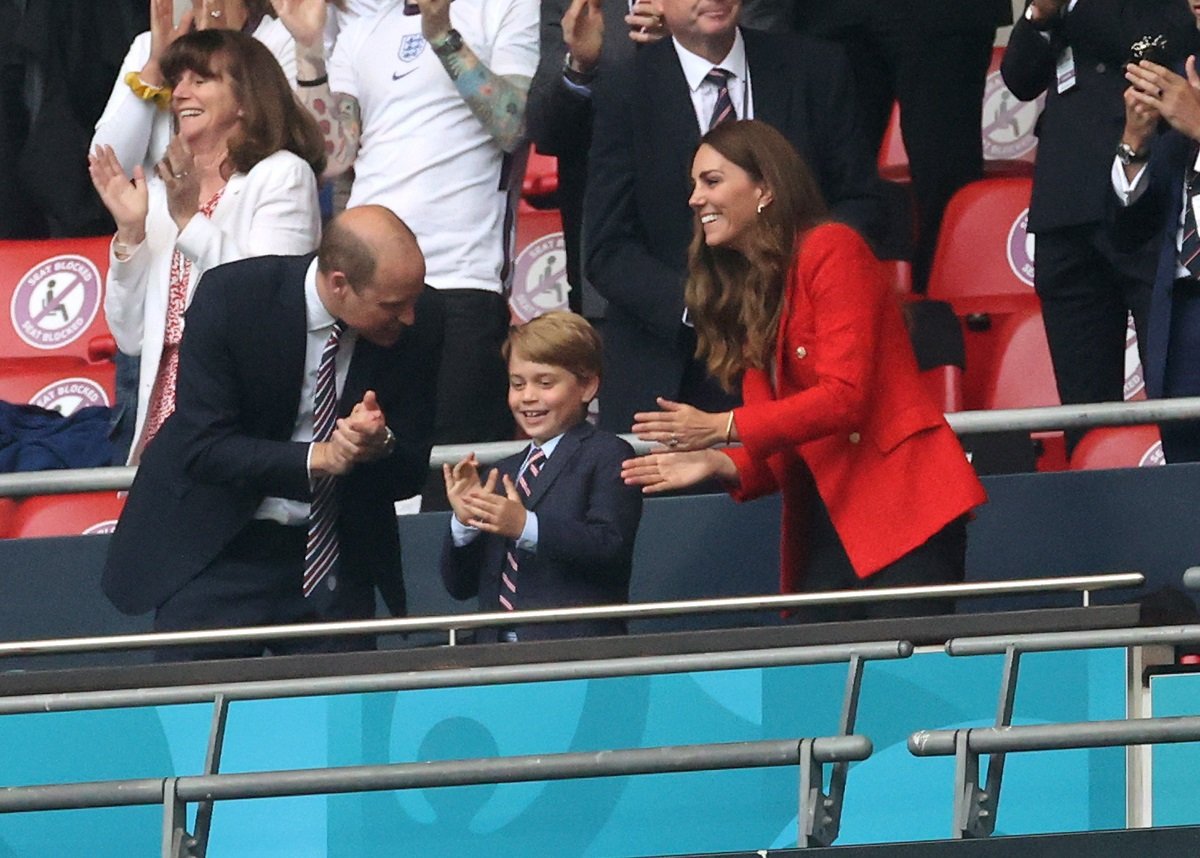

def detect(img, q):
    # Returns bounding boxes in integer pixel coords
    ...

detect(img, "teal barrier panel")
[0,649,1126,856]
[1149,670,1200,826]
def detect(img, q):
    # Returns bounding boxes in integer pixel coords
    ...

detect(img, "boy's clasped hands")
[444,455,528,539]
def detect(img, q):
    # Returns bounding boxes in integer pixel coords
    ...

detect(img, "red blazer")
[724,223,986,592]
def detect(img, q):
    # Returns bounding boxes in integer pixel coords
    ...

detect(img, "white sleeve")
[176,154,322,271]
[485,0,539,79]
[90,32,166,174]
[104,237,153,357]
[1111,157,1150,207]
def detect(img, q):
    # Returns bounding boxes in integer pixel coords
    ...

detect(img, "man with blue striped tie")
[102,206,443,660]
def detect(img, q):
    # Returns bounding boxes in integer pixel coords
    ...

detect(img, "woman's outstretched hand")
[631,397,731,451]
[620,448,737,494]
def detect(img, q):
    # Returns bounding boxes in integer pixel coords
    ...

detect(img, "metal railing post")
[190,694,229,858]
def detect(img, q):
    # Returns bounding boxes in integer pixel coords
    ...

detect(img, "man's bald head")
[317,205,426,294]
[317,206,429,347]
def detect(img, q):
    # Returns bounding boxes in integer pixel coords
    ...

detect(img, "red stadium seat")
[509,201,569,324]
[0,498,16,538]
[522,150,559,201]
[8,492,125,539]
[1069,425,1165,471]
[927,177,1040,411]
[980,308,1058,411]
[0,237,118,412]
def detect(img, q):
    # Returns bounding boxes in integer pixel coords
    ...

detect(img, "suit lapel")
[525,422,592,509]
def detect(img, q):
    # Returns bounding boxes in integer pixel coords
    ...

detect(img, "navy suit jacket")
[440,421,643,642]
[584,27,886,430]
[102,253,443,617]
[1002,0,1195,233]
[1115,126,1199,399]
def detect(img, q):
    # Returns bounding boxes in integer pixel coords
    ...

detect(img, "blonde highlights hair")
[685,120,828,390]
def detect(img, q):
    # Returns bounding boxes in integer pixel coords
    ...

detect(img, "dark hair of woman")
[685,120,828,390]
[161,29,327,177]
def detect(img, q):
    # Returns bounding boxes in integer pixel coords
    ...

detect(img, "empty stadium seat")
[1069,425,1165,471]
[0,237,114,362]
[0,498,16,538]
[926,177,1040,411]
[522,150,559,201]
[8,492,125,539]
[509,201,568,323]
[0,358,115,415]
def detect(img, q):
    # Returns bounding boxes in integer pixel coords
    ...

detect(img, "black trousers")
[1034,225,1153,451]
[432,288,514,445]
[789,494,968,624]
[809,15,995,289]
[153,521,376,662]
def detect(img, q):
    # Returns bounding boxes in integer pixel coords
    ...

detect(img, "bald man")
[103,206,444,660]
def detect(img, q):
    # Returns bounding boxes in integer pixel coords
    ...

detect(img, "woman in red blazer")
[621,120,986,621]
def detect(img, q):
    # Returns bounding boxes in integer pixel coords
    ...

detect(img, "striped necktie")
[705,68,735,130]
[1182,146,1200,279]
[500,445,546,611]
[304,320,346,598]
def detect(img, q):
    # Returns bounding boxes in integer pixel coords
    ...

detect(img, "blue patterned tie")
[500,446,545,611]
[705,68,735,130]
[304,320,345,597]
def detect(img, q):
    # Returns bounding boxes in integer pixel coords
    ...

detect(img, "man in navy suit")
[440,312,642,642]
[1113,47,1200,462]
[583,0,886,432]
[102,206,443,659]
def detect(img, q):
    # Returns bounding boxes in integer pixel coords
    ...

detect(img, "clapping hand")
[1126,57,1200,142]
[562,0,603,74]
[274,0,328,47]
[626,0,667,44]
[458,469,528,539]
[156,136,201,231]
[620,448,735,494]
[89,145,148,245]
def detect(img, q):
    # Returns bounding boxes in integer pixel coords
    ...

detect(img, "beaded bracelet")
[124,72,173,110]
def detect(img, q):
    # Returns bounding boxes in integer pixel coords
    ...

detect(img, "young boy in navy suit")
[440,312,643,642]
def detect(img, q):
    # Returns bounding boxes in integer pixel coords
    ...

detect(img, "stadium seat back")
[1069,425,1165,471]
[9,492,125,539]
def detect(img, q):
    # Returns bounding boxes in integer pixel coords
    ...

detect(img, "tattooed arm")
[276,0,361,179]
[420,0,531,154]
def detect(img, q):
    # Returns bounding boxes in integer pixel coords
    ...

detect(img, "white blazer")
[104,149,321,462]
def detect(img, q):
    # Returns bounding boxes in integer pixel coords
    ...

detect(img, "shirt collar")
[305,257,337,334]
[528,432,565,464]
[673,28,747,93]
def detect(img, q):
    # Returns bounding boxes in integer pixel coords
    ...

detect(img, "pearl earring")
[756,201,765,214]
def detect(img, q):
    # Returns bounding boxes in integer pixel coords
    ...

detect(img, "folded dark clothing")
[0,402,114,472]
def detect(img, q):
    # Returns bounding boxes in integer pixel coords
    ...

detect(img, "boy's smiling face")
[507,351,599,445]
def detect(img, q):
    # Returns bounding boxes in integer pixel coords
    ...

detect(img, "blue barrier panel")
[0,648,1126,855]
[1149,670,1200,826]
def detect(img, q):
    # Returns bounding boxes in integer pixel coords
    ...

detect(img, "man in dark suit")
[1112,51,1200,462]
[791,0,1012,291]
[1002,0,1194,452]
[583,0,886,432]
[102,206,443,660]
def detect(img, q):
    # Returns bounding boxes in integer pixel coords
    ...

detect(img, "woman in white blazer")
[89,29,325,462]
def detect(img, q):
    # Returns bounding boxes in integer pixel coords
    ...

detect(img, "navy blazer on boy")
[440,420,643,642]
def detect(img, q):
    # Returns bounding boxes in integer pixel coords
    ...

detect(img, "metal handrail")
[1,396,1199,498]
[909,716,1200,757]
[0,735,872,814]
[945,623,1200,657]
[0,641,912,715]
[0,573,1143,658]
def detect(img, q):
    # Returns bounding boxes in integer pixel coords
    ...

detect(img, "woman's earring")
[756,201,765,214]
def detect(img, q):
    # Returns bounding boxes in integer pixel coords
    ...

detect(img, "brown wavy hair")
[161,29,327,176]
[685,120,827,390]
